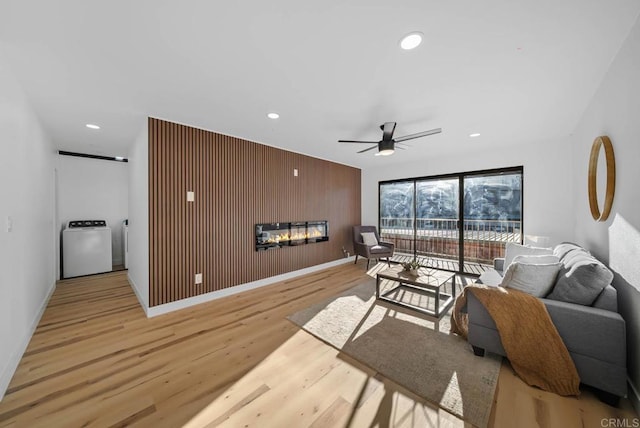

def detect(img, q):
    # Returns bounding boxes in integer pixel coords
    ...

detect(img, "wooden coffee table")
[376,265,456,319]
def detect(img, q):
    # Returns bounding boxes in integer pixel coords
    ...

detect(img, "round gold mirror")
[588,136,615,222]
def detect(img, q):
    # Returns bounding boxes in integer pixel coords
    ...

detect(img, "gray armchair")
[352,225,395,269]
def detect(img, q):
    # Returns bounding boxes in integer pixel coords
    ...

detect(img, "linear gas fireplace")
[255,221,329,251]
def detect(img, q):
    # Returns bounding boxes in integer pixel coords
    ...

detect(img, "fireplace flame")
[266,228,323,243]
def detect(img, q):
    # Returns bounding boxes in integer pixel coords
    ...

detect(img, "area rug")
[287,280,501,428]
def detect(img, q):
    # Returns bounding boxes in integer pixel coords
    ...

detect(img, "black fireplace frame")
[255,221,329,251]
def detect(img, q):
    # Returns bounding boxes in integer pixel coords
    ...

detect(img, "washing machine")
[63,220,112,278]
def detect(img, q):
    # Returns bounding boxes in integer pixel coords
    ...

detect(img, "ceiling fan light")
[378,149,394,156]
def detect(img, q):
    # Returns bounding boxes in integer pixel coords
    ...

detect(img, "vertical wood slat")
[148,118,361,306]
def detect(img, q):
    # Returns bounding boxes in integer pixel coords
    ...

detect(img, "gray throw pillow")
[500,262,563,297]
[547,253,614,306]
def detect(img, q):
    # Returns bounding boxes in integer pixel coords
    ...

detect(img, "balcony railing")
[380,217,521,266]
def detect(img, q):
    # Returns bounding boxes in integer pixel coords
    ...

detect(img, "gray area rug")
[288,280,501,428]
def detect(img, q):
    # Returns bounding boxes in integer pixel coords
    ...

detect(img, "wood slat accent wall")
[148,118,361,307]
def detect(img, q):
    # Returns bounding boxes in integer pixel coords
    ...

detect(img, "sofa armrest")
[493,258,505,272]
[542,298,626,365]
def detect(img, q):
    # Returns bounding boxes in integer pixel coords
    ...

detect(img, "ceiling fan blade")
[339,139,380,144]
[380,122,397,142]
[394,128,442,142]
[357,145,379,154]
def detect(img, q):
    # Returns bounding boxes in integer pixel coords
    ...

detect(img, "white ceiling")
[1,1,639,169]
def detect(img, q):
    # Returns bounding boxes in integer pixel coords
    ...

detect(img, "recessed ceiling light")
[400,32,423,50]
[267,112,280,119]
[469,133,481,138]
[86,124,100,130]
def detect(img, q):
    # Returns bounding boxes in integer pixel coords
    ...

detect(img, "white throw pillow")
[361,232,378,246]
[500,262,563,297]
[504,242,553,269]
[478,269,503,287]
[512,254,560,265]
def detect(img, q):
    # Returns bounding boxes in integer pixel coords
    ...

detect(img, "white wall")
[362,137,574,246]
[0,63,56,400]
[57,155,128,269]
[570,15,640,410]
[127,122,149,311]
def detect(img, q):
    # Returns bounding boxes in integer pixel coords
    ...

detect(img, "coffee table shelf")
[376,265,456,319]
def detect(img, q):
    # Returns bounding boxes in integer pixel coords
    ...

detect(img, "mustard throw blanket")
[451,284,580,396]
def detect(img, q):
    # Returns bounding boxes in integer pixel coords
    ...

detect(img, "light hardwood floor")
[0,262,636,427]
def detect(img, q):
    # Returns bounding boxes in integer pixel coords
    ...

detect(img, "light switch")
[293,168,298,177]
[187,191,195,202]
[195,273,203,284]
[6,216,13,232]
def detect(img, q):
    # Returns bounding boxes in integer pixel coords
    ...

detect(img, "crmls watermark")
[601,418,640,428]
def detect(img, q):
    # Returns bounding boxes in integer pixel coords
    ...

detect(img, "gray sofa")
[467,244,627,402]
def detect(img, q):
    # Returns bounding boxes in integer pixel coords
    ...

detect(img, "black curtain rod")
[58,150,128,162]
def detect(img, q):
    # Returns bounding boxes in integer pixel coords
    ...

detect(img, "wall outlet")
[195,273,203,284]
[6,216,12,233]
[293,168,298,177]
[187,191,195,202]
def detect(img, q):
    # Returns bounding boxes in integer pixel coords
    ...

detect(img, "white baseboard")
[0,280,57,401]
[146,256,355,318]
[127,273,149,317]
[629,378,640,415]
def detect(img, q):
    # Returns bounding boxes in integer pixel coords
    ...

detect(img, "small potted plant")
[401,259,421,276]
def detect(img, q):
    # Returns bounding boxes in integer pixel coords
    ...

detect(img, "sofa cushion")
[512,254,560,265]
[370,245,390,254]
[553,242,586,261]
[547,252,614,306]
[361,232,378,246]
[504,242,553,269]
[501,262,563,297]
[592,285,618,312]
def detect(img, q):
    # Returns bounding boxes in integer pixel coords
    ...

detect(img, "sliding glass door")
[379,167,523,274]
[462,171,522,274]
[415,178,460,270]
[379,181,415,256]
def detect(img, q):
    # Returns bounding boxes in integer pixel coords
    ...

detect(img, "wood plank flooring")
[0,262,637,427]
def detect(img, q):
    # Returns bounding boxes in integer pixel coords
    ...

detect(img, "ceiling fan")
[339,122,442,156]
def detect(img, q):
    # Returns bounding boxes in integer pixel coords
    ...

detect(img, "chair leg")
[387,257,391,267]
[366,258,370,270]
[354,254,358,265]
